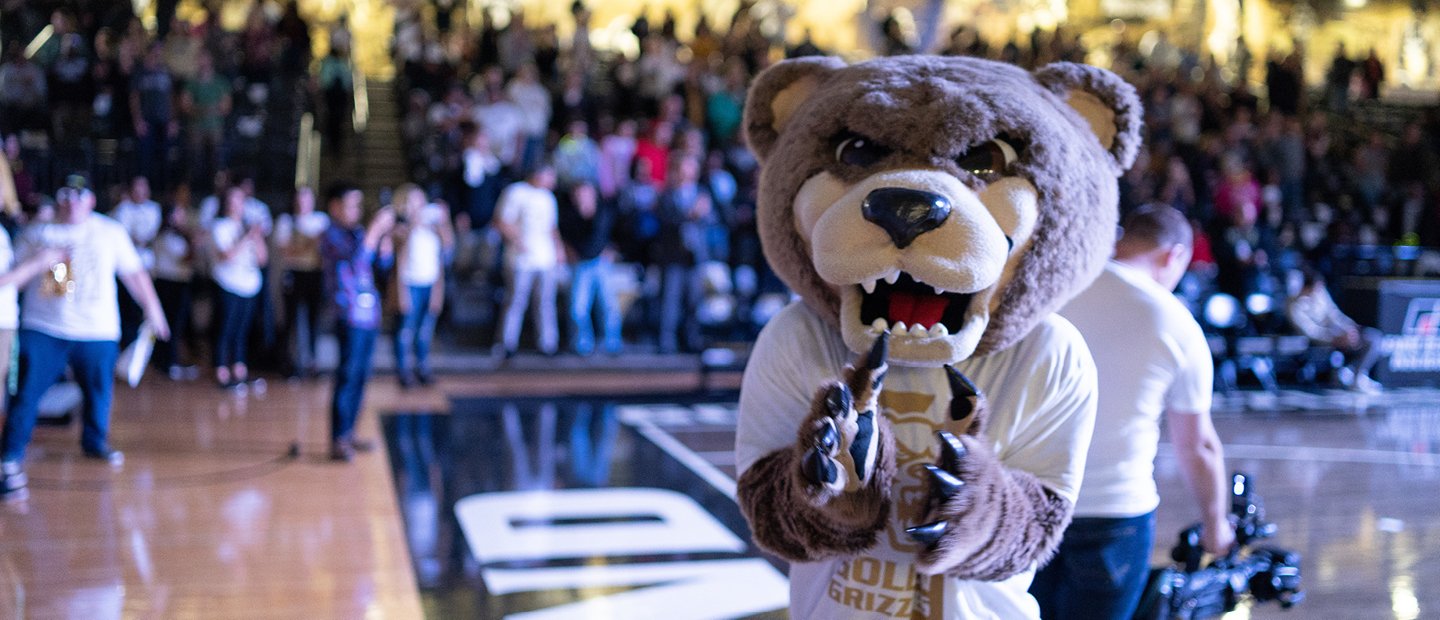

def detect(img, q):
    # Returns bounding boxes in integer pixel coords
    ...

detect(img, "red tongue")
[888,291,949,329]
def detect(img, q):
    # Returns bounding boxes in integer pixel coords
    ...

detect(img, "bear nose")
[861,188,952,249]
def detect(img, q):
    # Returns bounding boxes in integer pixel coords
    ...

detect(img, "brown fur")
[744,55,1141,357]
[913,434,1073,578]
[737,406,899,562]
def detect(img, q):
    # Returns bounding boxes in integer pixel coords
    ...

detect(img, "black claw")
[815,418,840,452]
[906,520,948,546]
[865,332,890,371]
[849,410,875,481]
[803,449,838,485]
[945,365,980,422]
[937,431,967,472]
[924,464,964,502]
[824,385,853,418]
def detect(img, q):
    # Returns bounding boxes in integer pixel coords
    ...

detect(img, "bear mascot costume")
[734,55,1143,618]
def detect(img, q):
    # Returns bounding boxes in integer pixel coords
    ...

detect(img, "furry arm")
[736,427,894,562]
[738,335,897,562]
[914,432,1073,580]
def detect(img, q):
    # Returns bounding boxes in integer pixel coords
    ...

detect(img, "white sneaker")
[1352,375,1383,395]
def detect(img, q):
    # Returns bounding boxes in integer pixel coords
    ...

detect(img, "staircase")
[321,79,408,204]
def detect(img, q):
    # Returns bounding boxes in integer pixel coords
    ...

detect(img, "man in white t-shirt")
[113,175,163,346]
[1,183,171,498]
[1030,205,1234,620]
[493,164,561,357]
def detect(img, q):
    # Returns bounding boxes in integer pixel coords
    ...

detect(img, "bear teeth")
[908,323,928,337]
[870,318,888,333]
[883,271,900,285]
[862,279,878,294]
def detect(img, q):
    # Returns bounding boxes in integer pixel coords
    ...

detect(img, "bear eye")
[835,135,891,167]
[955,138,1019,180]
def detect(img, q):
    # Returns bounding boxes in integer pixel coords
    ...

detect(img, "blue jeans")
[2,330,120,461]
[1030,511,1156,620]
[331,324,377,442]
[392,284,437,377]
[214,290,256,369]
[569,258,622,355]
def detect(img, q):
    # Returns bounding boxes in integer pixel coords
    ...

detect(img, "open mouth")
[858,272,974,337]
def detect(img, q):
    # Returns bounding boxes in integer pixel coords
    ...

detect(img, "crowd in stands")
[2,1,1439,387]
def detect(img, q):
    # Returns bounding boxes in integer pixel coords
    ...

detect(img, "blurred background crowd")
[1,0,1437,390]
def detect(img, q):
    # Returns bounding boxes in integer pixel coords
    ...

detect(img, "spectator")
[1,182,171,498]
[597,118,638,200]
[552,119,601,189]
[152,186,198,378]
[47,34,93,145]
[493,164,561,357]
[208,185,267,387]
[131,44,178,189]
[275,186,329,378]
[318,46,354,154]
[507,63,552,172]
[559,182,621,356]
[473,66,525,172]
[1288,269,1384,393]
[0,44,49,133]
[391,185,453,387]
[181,52,231,191]
[321,183,396,461]
[655,155,713,353]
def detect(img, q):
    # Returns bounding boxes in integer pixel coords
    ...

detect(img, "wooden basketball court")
[0,365,1435,619]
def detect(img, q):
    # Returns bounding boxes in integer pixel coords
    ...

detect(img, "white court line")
[621,406,739,501]
[1164,443,1440,467]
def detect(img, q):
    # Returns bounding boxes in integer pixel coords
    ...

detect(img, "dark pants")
[214,290,257,369]
[154,277,193,370]
[331,324,377,442]
[392,284,436,378]
[1030,511,1156,620]
[659,264,701,353]
[284,270,324,375]
[1,330,120,461]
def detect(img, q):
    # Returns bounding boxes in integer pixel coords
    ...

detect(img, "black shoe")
[329,440,355,462]
[1,460,27,497]
[83,446,125,467]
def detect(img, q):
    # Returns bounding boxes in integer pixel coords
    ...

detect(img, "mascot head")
[745,56,1142,367]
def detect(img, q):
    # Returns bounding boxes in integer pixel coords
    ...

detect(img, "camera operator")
[1030,205,1234,620]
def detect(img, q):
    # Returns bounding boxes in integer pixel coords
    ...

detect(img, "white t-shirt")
[736,303,1097,620]
[1060,262,1213,518]
[209,218,263,297]
[400,205,445,286]
[113,198,162,269]
[0,229,16,330]
[506,80,552,138]
[275,211,330,272]
[18,214,144,341]
[473,101,525,166]
[152,228,192,281]
[495,182,558,270]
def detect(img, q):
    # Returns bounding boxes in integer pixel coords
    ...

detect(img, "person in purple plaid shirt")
[320,182,396,462]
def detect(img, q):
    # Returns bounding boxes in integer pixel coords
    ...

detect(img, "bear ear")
[1033,62,1144,173]
[744,56,846,163]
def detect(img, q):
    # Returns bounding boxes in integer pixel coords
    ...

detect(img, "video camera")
[1134,473,1304,620]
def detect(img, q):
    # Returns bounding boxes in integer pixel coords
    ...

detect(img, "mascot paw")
[903,367,1004,575]
[799,333,890,499]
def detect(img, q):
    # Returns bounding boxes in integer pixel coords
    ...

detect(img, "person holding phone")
[209,185,267,388]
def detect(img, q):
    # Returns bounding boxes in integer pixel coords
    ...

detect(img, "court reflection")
[381,395,787,619]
